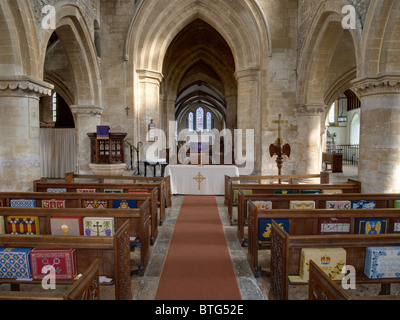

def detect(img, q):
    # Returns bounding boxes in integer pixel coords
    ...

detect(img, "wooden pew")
[64,172,172,208]
[247,204,400,277]
[0,221,131,300]
[65,172,172,207]
[225,174,361,223]
[37,171,171,211]
[224,172,330,206]
[238,190,396,246]
[0,201,151,274]
[33,175,169,226]
[0,190,157,246]
[0,259,100,300]
[269,221,400,300]
[308,260,400,300]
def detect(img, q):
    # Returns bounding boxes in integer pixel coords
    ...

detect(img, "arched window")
[206,112,212,131]
[196,107,204,132]
[52,92,57,122]
[350,113,360,145]
[188,112,194,132]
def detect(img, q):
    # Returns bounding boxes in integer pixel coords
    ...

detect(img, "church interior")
[1,0,400,302]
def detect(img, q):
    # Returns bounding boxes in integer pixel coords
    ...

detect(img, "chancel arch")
[126,0,271,173]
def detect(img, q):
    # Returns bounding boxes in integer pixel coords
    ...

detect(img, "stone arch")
[296,0,362,175]
[125,0,271,72]
[161,19,237,135]
[39,4,101,107]
[126,0,270,173]
[297,0,362,106]
[0,0,41,78]
[359,0,400,77]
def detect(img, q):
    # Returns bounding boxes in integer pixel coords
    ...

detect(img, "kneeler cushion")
[0,247,33,280]
[112,200,137,209]
[42,199,66,209]
[7,216,40,235]
[84,217,114,236]
[82,200,108,208]
[290,201,315,210]
[258,219,289,241]
[50,217,83,236]
[30,248,77,280]
[355,218,388,235]
[299,248,346,281]
[10,199,36,208]
[364,247,400,279]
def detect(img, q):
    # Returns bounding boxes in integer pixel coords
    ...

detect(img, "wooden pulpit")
[87,132,127,164]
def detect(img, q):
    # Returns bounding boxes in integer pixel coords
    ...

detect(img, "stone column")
[225,94,237,132]
[70,105,103,174]
[295,104,324,176]
[0,77,53,191]
[136,69,164,161]
[235,69,261,176]
[353,75,400,193]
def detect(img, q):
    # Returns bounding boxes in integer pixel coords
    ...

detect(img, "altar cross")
[193,172,206,191]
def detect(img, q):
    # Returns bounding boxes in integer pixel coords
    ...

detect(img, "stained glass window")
[196,107,204,132]
[188,112,194,131]
[206,112,212,131]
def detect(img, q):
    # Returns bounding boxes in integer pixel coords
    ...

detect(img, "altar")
[165,165,240,195]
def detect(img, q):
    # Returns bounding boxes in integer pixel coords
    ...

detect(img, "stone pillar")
[235,69,261,175]
[353,75,400,193]
[0,77,53,191]
[70,105,103,174]
[225,94,237,132]
[136,69,164,160]
[295,104,324,175]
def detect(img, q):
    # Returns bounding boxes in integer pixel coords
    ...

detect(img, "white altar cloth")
[165,165,240,195]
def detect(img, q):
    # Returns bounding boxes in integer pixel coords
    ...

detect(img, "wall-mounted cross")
[193,172,206,191]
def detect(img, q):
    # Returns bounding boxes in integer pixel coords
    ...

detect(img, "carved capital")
[234,68,260,82]
[70,105,103,116]
[352,74,400,97]
[136,69,164,84]
[0,76,53,97]
[295,104,325,116]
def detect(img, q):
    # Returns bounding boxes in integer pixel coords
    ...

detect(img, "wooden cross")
[193,172,206,191]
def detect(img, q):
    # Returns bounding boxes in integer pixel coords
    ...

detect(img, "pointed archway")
[125,0,271,174]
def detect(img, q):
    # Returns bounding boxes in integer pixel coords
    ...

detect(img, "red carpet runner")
[155,196,242,300]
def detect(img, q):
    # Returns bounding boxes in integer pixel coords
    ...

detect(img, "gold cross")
[272,114,288,140]
[193,172,206,191]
